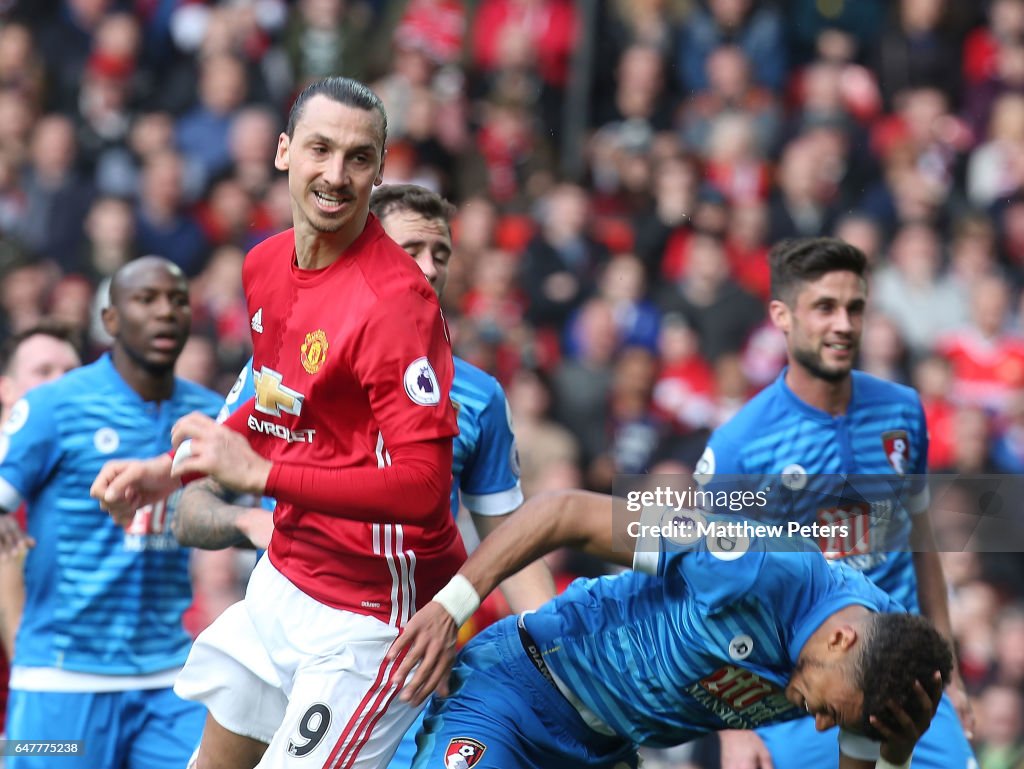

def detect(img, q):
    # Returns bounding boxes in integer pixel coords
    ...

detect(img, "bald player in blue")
[1,258,222,769]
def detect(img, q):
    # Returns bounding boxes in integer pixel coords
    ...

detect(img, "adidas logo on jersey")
[251,308,264,334]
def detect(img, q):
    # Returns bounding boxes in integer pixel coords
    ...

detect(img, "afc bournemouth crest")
[444,737,486,768]
[881,430,910,475]
[300,329,328,374]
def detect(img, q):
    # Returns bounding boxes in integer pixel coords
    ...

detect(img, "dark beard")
[792,345,850,384]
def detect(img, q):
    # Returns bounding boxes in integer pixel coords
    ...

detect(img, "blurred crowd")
[0,0,1023,765]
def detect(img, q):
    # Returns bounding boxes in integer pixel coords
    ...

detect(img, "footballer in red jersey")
[92,77,462,769]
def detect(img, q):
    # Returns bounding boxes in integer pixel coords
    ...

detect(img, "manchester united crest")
[881,430,910,475]
[300,329,328,374]
[444,737,487,768]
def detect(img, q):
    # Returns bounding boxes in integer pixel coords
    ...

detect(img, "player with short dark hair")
[371,183,457,225]
[92,78,462,769]
[169,182,553,769]
[0,319,80,382]
[769,237,869,308]
[389,490,950,769]
[0,318,81,734]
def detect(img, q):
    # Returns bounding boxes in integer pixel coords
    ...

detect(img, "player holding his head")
[389,490,951,769]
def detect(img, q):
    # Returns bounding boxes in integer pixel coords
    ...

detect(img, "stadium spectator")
[676,0,787,93]
[133,148,209,276]
[14,113,94,273]
[872,222,969,355]
[874,0,963,109]
[937,274,1024,413]
[521,182,609,331]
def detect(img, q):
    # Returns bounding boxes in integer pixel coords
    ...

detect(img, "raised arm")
[456,490,627,601]
[387,490,632,704]
[469,511,555,613]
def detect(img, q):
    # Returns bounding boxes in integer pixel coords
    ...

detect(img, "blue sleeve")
[217,357,255,424]
[459,381,523,516]
[631,427,758,574]
[0,390,62,510]
[908,398,930,515]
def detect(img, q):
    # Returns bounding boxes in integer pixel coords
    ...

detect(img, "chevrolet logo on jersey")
[254,366,304,417]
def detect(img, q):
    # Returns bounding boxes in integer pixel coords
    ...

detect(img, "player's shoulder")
[34,357,115,403]
[850,370,921,409]
[711,378,787,447]
[675,533,862,619]
[352,218,437,305]
[241,229,295,290]
[666,526,775,610]
[823,559,902,612]
[452,357,504,407]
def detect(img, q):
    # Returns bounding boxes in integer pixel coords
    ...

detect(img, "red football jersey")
[235,216,464,626]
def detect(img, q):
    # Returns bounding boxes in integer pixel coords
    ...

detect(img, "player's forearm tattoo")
[172,477,249,550]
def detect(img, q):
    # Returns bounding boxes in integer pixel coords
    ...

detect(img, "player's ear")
[101,304,120,338]
[375,147,386,187]
[274,133,289,172]
[827,624,858,654]
[768,299,790,333]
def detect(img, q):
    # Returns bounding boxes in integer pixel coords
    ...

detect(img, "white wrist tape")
[876,756,911,769]
[432,574,480,627]
[171,439,193,475]
[838,729,880,762]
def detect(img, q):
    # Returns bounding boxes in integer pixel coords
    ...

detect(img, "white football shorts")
[176,557,423,769]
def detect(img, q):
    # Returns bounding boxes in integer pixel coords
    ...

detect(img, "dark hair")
[0,319,80,375]
[285,77,388,147]
[370,184,456,225]
[856,613,953,740]
[769,237,868,303]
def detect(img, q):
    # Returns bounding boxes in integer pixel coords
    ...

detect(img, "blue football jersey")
[697,369,929,612]
[450,357,522,517]
[0,355,222,675]
[521,527,900,747]
[227,356,523,519]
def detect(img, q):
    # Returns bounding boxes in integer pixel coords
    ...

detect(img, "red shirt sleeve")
[265,438,452,523]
